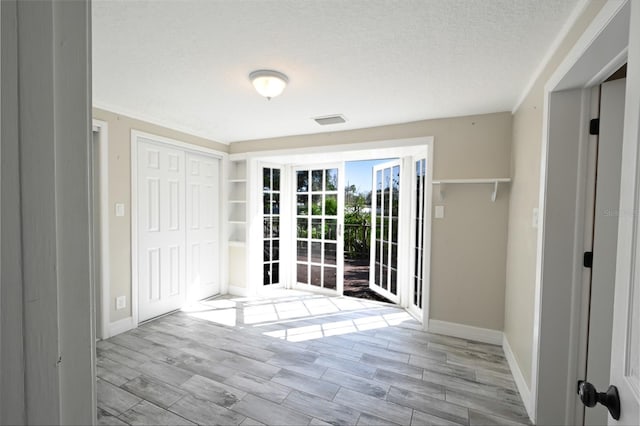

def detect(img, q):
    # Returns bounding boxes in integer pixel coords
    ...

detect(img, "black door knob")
[577,380,621,420]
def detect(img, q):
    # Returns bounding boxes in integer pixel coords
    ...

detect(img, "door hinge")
[584,251,593,268]
[589,118,600,135]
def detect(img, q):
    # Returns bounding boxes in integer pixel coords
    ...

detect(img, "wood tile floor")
[97,291,530,426]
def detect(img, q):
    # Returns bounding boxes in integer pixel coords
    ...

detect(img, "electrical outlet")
[115,203,125,217]
[434,205,445,219]
[116,296,126,310]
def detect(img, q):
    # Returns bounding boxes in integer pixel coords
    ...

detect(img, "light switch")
[116,296,126,310]
[115,203,125,217]
[434,205,445,219]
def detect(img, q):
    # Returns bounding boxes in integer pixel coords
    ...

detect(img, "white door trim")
[132,130,227,158]
[250,137,431,163]
[131,130,227,328]
[421,144,435,327]
[532,1,630,424]
[92,119,111,340]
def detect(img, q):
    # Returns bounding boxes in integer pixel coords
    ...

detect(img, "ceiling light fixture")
[249,69,288,100]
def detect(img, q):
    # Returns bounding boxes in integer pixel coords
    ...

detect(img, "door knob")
[577,380,621,420]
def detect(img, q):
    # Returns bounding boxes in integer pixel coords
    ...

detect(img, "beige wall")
[503,0,606,387]
[431,184,509,330]
[233,112,512,330]
[92,108,228,323]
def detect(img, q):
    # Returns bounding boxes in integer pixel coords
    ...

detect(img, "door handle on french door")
[577,380,621,420]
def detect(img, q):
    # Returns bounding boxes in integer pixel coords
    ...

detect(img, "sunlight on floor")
[180,298,239,326]
[179,291,415,343]
[261,310,414,342]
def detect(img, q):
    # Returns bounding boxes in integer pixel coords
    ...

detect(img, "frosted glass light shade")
[249,70,288,99]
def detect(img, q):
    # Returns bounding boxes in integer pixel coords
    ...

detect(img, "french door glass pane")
[297,195,308,214]
[297,171,308,192]
[263,219,270,238]
[312,195,322,215]
[325,169,338,191]
[311,265,322,286]
[297,241,308,262]
[297,218,308,238]
[297,263,308,283]
[263,168,270,190]
[324,267,337,289]
[312,170,323,191]
[325,243,337,265]
[325,219,337,240]
[311,242,322,263]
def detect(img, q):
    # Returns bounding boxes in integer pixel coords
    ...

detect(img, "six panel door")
[137,140,187,322]
[186,153,220,302]
[137,139,220,322]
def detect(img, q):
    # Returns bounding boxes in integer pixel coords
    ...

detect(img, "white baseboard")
[227,285,249,297]
[503,334,534,422]
[108,316,135,338]
[428,319,503,345]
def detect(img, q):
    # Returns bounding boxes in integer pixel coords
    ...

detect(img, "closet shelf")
[229,178,247,183]
[432,178,511,202]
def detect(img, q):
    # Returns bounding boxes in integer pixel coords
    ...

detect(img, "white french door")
[370,160,401,303]
[293,164,344,295]
[409,156,428,318]
[262,166,282,287]
[136,137,221,322]
[186,153,220,302]
[137,140,187,321]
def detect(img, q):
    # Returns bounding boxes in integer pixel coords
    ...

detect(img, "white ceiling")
[93,0,580,144]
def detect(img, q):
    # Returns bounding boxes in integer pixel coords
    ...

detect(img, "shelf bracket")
[491,181,499,202]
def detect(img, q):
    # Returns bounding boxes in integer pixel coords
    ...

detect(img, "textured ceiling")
[93,0,580,144]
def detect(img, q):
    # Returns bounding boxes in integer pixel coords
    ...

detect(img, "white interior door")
[137,140,186,322]
[293,164,344,295]
[608,5,640,420]
[583,79,626,426]
[186,153,220,302]
[609,125,640,423]
[370,160,401,303]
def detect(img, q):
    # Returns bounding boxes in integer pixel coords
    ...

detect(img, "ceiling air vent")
[313,114,347,126]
